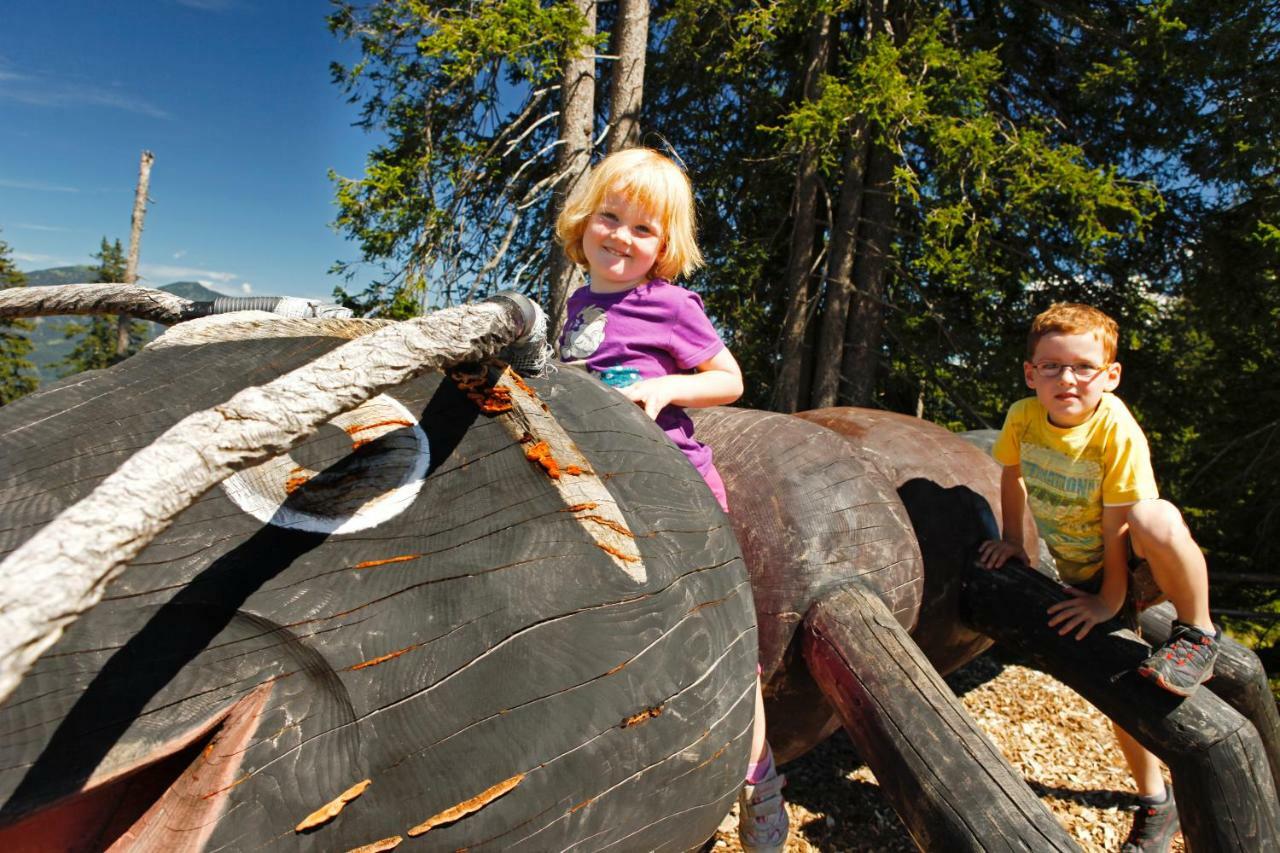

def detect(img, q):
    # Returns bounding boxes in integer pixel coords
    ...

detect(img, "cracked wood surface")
[0,335,755,851]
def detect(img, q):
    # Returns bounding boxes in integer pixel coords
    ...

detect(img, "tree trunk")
[770,15,833,413]
[604,0,648,154]
[547,0,598,344]
[838,138,895,406]
[118,151,154,357]
[810,131,870,409]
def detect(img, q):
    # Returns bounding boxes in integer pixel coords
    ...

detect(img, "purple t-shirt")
[559,279,727,504]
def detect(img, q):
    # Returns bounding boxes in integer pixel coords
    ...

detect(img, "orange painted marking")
[579,515,634,537]
[562,502,598,513]
[564,465,583,476]
[407,773,525,836]
[285,474,311,494]
[595,542,640,563]
[354,555,420,570]
[295,779,372,832]
[524,441,561,479]
[345,836,403,853]
[570,797,595,814]
[349,645,419,671]
[621,705,664,728]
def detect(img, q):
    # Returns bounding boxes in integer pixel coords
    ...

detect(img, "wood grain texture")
[964,561,1280,852]
[0,336,756,851]
[691,407,923,762]
[804,584,1077,852]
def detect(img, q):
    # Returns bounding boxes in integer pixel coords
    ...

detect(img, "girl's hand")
[621,376,677,420]
[1046,586,1120,640]
[977,539,1028,570]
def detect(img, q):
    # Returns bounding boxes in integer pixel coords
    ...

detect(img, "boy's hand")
[978,539,1028,570]
[1046,587,1120,640]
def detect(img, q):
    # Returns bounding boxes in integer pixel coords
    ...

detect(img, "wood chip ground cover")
[711,652,1187,852]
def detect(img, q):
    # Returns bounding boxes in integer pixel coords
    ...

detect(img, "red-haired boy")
[979,302,1219,852]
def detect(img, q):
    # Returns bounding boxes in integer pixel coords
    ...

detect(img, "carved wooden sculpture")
[0,324,755,851]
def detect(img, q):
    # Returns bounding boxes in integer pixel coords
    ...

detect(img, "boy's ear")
[1103,360,1122,391]
[1023,361,1037,389]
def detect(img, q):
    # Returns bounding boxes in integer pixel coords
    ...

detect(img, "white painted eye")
[220,394,429,534]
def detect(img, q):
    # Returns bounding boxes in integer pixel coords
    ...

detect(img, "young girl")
[556,147,789,852]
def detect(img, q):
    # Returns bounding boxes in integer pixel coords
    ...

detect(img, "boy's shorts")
[1067,544,1162,634]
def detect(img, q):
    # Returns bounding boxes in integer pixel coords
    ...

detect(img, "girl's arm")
[621,347,744,419]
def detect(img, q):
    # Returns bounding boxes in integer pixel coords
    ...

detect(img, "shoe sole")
[1136,663,1214,698]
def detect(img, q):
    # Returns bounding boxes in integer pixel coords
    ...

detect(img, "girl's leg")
[1112,720,1166,797]
[746,675,769,776]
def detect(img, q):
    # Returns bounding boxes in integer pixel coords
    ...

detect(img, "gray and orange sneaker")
[1120,788,1179,853]
[1137,621,1220,697]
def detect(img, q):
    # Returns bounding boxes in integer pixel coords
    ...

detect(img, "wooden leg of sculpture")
[803,584,1079,852]
[1139,601,1280,793]
[962,562,1280,852]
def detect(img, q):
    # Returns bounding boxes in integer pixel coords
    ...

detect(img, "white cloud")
[172,249,187,259]
[0,178,78,193]
[140,263,238,283]
[0,70,168,119]
[13,222,72,232]
[13,251,59,264]
[240,282,253,294]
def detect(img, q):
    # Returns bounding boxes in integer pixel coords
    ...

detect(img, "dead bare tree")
[546,0,598,342]
[605,0,649,154]
[117,150,154,357]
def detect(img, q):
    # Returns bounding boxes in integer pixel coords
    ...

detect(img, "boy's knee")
[1129,499,1192,550]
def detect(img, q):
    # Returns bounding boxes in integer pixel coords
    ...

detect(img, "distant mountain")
[17,267,239,384]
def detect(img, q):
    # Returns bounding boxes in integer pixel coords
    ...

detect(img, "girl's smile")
[582,191,663,292]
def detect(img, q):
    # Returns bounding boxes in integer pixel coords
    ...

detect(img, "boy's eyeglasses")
[1032,361,1108,380]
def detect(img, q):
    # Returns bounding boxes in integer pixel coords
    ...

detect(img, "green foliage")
[58,238,147,376]
[328,0,598,316]
[0,231,38,405]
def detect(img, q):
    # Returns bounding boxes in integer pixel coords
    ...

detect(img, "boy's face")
[1024,331,1121,427]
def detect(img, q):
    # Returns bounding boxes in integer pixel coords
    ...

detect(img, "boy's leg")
[1112,720,1166,798]
[1128,500,1212,631]
[1129,499,1220,697]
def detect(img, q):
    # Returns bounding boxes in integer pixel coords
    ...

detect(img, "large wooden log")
[0,334,755,850]
[804,584,1077,851]
[691,407,923,761]
[963,558,1280,852]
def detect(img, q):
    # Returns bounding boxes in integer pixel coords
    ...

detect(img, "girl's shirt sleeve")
[991,400,1028,467]
[667,290,725,370]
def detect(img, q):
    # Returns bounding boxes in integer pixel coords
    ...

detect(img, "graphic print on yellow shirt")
[992,394,1158,584]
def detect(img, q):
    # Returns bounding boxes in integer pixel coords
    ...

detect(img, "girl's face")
[582,190,663,292]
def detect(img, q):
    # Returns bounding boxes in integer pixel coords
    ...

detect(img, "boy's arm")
[621,347,744,419]
[978,464,1031,569]
[1046,504,1129,639]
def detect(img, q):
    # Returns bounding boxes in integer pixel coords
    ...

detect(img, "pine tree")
[59,238,148,376]
[0,231,38,405]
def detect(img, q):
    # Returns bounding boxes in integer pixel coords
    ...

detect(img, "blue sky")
[1,0,375,300]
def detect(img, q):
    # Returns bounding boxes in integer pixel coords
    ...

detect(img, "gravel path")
[711,651,1186,852]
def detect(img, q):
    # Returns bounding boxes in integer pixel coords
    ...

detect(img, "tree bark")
[770,14,832,414]
[118,151,154,357]
[547,0,598,344]
[810,131,870,408]
[838,138,895,405]
[604,0,648,154]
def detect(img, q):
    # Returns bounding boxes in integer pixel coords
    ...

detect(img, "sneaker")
[1120,789,1179,852]
[737,768,789,852]
[1137,621,1220,697]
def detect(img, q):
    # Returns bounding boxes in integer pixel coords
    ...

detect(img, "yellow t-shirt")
[992,394,1158,583]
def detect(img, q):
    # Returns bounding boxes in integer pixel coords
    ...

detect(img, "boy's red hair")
[1027,303,1119,363]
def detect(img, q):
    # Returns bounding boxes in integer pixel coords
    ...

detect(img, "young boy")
[978,303,1219,853]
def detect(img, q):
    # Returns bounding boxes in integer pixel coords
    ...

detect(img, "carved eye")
[220,394,429,534]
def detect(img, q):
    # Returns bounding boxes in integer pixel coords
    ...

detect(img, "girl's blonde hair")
[555,147,704,281]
